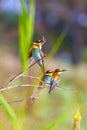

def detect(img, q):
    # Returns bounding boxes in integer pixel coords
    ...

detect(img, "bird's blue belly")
[44,76,52,86]
[33,49,41,60]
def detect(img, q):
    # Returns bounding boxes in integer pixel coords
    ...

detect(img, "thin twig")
[0,98,25,105]
[28,55,46,69]
[1,55,46,88]
[23,74,41,81]
[0,84,38,92]
[57,86,78,93]
[27,57,34,68]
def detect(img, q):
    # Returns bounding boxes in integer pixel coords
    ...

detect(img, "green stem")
[0,93,18,129]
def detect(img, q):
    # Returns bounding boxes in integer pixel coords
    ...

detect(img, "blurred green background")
[0,0,87,130]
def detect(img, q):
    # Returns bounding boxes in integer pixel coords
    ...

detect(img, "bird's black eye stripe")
[34,40,42,43]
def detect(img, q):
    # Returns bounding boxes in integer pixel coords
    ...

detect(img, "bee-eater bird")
[29,36,46,73]
[49,69,67,93]
[30,70,53,100]
[38,70,53,89]
[30,69,66,99]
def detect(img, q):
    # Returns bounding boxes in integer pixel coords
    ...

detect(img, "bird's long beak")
[58,69,67,75]
[61,70,67,72]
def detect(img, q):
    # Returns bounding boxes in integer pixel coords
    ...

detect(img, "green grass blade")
[48,28,67,60]
[19,0,35,71]
[26,0,36,52]
[45,112,69,130]
[0,93,17,123]
[19,1,28,70]
[19,18,26,64]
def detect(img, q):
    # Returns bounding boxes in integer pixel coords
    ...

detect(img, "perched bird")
[38,70,53,89]
[30,70,53,100]
[30,68,67,99]
[49,69,66,93]
[29,36,46,73]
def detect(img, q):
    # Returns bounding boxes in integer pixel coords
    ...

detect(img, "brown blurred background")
[0,0,87,64]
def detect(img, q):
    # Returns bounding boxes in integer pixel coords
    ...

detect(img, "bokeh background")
[0,0,87,130]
